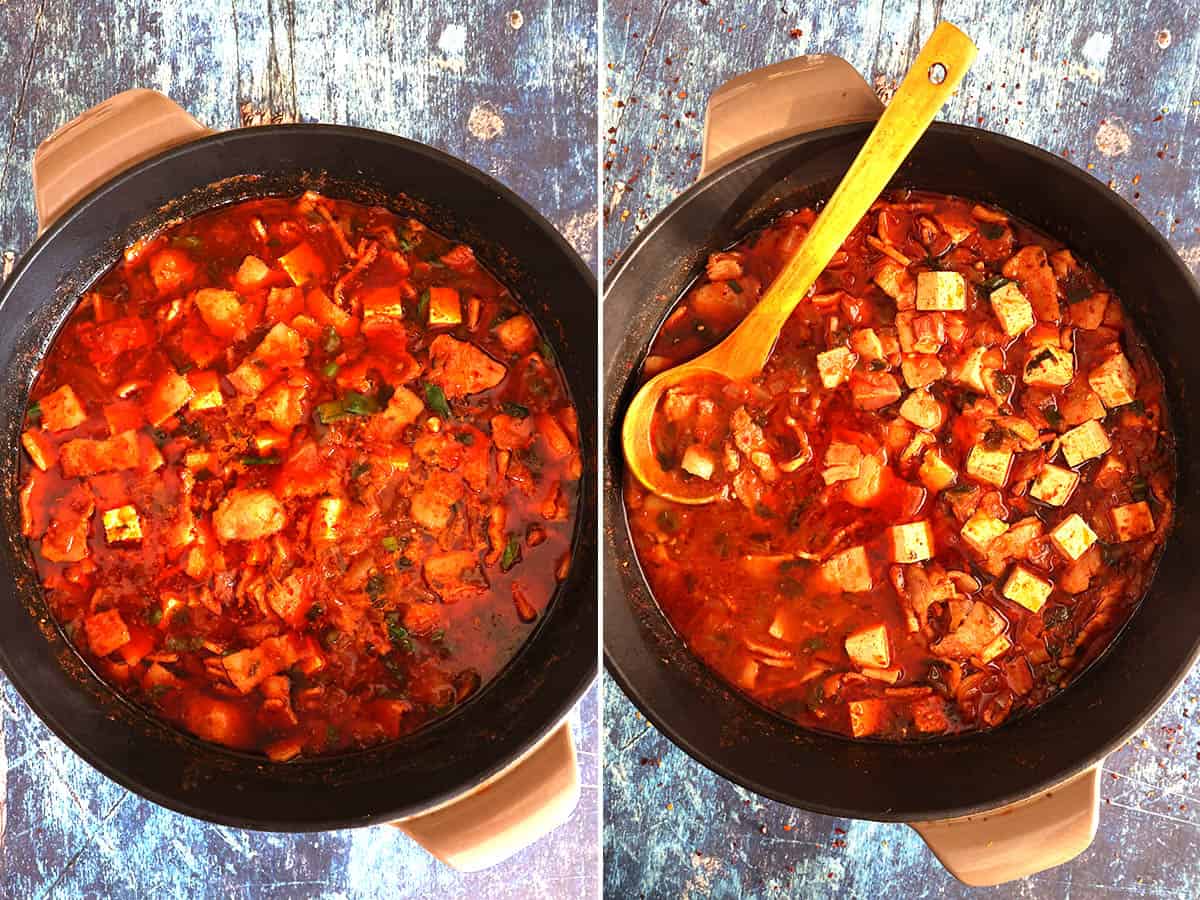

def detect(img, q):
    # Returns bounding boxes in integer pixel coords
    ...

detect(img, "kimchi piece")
[626,190,1175,740]
[20,192,581,760]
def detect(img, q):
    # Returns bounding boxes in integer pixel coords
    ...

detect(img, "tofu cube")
[873,260,915,308]
[918,449,958,492]
[1030,463,1079,507]
[901,354,947,389]
[916,270,966,311]
[187,370,224,411]
[39,384,88,432]
[1110,501,1155,542]
[850,328,885,360]
[845,623,890,669]
[427,286,463,327]
[979,633,1012,665]
[822,441,863,485]
[889,521,934,563]
[951,346,989,394]
[680,444,716,480]
[1003,565,1054,613]
[899,389,946,431]
[966,444,1013,487]
[1088,353,1138,408]
[1060,420,1111,467]
[102,505,143,543]
[861,666,902,684]
[1023,345,1074,388]
[360,286,406,321]
[1050,513,1098,561]
[989,282,1035,337]
[311,497,345,543]
[824,545,872,593]
[817,347,858,389]
[961,511,1009,554]
[848,698,891,737]
[1070,292,1109,330]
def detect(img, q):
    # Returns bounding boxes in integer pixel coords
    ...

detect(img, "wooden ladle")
[621,22,978,504]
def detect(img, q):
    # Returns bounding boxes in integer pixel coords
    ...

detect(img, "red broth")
[625,190,1175,740]
[19,192,580,760]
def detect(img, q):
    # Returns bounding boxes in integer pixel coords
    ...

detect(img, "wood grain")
[603,1,1200,897]
[0,2,598,898]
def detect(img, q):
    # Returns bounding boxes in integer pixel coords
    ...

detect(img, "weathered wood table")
[0,2,597,897]
[603,2,1200,896]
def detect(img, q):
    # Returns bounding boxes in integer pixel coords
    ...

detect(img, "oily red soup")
[19,192,581,761]
[625,190,1175,740]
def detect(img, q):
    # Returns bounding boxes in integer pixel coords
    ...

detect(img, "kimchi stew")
[625,190,1175,740]
[19,192,580,760]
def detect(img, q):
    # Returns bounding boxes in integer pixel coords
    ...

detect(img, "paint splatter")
[432,23,467,73]
[1095,119,1132,157]
[509,10,524,30]
[468,102,506,140]
[560,210,598,257]
[1073,31,1113,84]
[1157,29,1172,49]
[2,250,14,282]
[1178,245,1200,273]
[238,103,296,127]
[873,75,897,106]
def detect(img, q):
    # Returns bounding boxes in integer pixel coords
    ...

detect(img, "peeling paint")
[1095,118,1133,157]
[468,101,506,140]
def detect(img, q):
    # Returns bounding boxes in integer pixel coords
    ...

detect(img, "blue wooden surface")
[0,2,598,898]
[603,1,1200,897]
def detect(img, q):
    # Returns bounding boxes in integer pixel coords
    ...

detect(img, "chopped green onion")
[417,288,430,322]
[147,608,163,625]
[502,401,529,419]
[322,361,339,377]
[382,536,400,553]
[979,274,1011,292]
[26,402,42,423]
[171,234,202,250]
[454,431,475,445]
[316,399,347,423]
[979,222,1006,240]
[349,460,371,479]
[343,391,381,416]
[424,383,452,418]
[539,339,555,361]
[499,536,522,572]
[241,454,281,466]
[366,573,387,602]
[322,326,342,354]
[727,280,742,294]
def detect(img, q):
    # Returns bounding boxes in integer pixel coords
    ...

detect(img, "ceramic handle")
[32,88,211,233]
[911,764,1101,886]
[394,720,581,871]
[700,54,883,178]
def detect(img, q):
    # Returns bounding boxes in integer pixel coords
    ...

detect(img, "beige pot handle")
[912,764,1101,886]
[33,88,212,233]
[700,54,883,179]
[393,720,580,871]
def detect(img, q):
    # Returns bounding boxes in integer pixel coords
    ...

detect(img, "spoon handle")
[727,22,978,370]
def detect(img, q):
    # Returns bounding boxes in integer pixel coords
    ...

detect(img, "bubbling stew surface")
[19,192,580,760]
[625,190,1175,740]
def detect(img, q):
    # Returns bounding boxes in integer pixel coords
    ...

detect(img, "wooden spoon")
[622,22,978,504]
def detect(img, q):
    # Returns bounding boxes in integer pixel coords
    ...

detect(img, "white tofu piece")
[1003,565,1054,613]
[966,444,1013,487]
[845,623,891,669]
[823,545,872,593]
[889,521,934,563]
[979,633,1012,665]
[861,666,902,684]
[989,282,1035,338]
[1049,513,1098,561]
[822,441,863,485]
[899,389,946,431]
[961,511,1009,554]
[311,497,345,543]
[951,346,989,394]
[1110,501,1155,541]
[850,328,885,360]
[817,347,858,389]
[1023,345,1075,388]
[680,445,716,480]
[1088,353,1138,408]
[918,449,958,492]
[874,260,914,307]
[1030,464,1079,507]
[103,505,142,543]
[1060,420,1111,467]
[901,354,947,389]
[916,270,967,311]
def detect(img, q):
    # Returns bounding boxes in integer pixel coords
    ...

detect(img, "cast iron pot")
[0,91,597,845]
[604,55,1200,885]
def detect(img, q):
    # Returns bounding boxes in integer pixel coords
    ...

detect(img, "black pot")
[604,120,1200,822]
[0,120,597,830]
